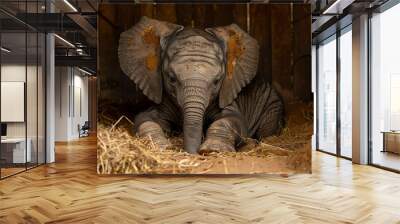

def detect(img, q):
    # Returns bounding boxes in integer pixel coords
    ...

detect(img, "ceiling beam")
[322,0,356,14]
[55,55,96,71]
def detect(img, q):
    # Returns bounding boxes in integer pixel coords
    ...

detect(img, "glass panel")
[371,4,400,171]
[312,45,317,151]
[38,32,45,165]
[317,36,337,154]
[27,0,40,169]
[27,31,38,169]
[0,1,46,178]
[339,28,352,158]
[1,31,28,177]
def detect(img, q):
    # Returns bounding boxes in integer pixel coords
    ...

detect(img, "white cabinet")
[1,138,32,163]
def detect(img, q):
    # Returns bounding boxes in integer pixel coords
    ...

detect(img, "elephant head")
[119,16,259,153]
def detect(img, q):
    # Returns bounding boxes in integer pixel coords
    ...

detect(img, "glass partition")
[27,31,38,169]
[1,31,28,177]
[316,25,353,160]
[339,27,352,158]
[0,1,46,179]
[317,35,337,154]
[370,3,400,171]
[38,32,45,165]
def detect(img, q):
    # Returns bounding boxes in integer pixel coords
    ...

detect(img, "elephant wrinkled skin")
[119,16,284,154]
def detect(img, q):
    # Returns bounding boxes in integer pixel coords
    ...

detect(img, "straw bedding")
[97,102,312,175]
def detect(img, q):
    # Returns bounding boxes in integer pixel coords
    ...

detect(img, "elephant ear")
[206,24,259,108]
[119,16,182,104]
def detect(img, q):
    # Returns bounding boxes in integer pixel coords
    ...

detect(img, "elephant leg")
[255,90,284,139]
[199,115,246,154]
[234,82,284,139]
[255,106,283,139]
[135,109,171,150]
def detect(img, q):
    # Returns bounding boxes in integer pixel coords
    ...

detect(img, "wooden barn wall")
[98,3,311,112]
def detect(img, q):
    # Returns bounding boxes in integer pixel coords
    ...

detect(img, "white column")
[45,1,56,163]
[352,14,369,164]
[46,32,55,163]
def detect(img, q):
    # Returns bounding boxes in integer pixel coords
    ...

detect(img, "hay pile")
[97,102,312,174]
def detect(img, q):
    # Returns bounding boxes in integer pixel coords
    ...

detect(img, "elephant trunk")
[182,79,208,154]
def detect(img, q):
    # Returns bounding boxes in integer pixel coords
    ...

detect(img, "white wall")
[72,73,89,138]
[55,67,89,141]
[55,66,69,141]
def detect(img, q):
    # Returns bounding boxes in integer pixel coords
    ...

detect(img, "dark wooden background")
[98,3,311,112]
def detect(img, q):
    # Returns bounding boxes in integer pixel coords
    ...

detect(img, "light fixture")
[1,47,11,53]
[63,0,78,12]
[54,34,75,48]
[78,67,93,76]
[76,48,87,56]
[322,0,354,15]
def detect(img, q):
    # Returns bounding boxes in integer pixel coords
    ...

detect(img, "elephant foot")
[153,138,172,150]
[145,134,172,150]
[199,138,235,155]
[137,121,171,150]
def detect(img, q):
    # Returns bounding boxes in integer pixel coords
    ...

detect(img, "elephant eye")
[169,74,177,83]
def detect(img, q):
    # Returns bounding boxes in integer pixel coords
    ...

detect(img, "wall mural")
[97,3,312,175]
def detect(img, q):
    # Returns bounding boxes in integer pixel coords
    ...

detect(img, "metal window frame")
[315,0,400,172]
[0,0,48,180]
[367,0,400,173]
[315,23,353,161]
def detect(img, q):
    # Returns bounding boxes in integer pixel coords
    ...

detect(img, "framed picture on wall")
[97,3,312,175]
[1,81,25,123]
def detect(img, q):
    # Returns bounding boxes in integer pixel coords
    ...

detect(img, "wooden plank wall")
[98,3,311,112]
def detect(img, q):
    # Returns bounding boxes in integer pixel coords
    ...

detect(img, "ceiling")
[0,0,98,72]
[0,0,392,71]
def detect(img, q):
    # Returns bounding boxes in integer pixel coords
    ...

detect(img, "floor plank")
[0,136,399,224]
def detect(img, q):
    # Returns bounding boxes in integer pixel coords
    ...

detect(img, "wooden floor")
[0,136,400,224]
[0,167,26,178]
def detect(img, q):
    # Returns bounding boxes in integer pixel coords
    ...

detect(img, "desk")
[1,138,31,163]
[382,131,400,154]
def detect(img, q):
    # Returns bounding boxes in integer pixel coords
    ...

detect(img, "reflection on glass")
[340,29,352,158]
[371,4,400,171]
[318,36,337,154]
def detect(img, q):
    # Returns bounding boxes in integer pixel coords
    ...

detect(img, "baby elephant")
[119,16,283,154]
